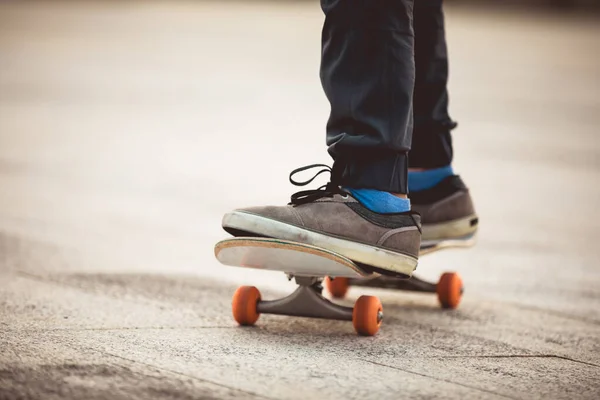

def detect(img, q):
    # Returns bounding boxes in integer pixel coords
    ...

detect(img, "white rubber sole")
[421,214,478,243]
[420,232,477,255]
[222,211,419,277]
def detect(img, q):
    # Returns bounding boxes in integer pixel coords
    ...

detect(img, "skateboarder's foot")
[409,175,478,247]
[222,166,421,278]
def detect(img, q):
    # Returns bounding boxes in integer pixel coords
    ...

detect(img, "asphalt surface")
[1,1,599,399]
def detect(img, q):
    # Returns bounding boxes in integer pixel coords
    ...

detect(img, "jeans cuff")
[334,151,408,194]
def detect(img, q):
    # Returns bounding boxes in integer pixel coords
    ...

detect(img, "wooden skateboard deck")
[215,237,372,278]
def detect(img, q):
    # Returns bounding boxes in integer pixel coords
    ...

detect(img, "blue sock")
[408,165,454,192]
[345,188,411,214]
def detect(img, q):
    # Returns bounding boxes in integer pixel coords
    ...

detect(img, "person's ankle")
[408,165,453,192]
[345,188,410,214]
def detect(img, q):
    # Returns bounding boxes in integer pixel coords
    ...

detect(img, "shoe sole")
[421,214,478,244]
[222,211,419,277]
[420,232,477,255]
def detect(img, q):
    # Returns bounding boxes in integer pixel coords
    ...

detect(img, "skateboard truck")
[325,273,464,309]
[231,276,383,336]
[259,277,354,321]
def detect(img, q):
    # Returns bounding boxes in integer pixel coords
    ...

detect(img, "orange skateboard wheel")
[324,277,349,299]
[232,286,261,326]
[436,272,463,309]
[352,295,383,336]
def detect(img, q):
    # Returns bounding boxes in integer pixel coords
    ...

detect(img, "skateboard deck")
[215,237,371,278]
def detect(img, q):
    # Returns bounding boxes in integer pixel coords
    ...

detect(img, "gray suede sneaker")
[409,175,478,247]
[222,171,422,277]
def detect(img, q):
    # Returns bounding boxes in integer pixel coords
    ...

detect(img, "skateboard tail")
[214,237,370,278]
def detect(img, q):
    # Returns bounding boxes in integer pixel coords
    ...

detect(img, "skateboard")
[214,236,470,336]
[323,234,475,309]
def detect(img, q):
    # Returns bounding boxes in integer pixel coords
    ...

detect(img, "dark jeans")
[321,0,455,194]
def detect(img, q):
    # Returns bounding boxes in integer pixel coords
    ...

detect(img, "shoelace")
[288,164,347,205]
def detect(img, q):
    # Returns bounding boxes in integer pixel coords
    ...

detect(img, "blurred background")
[2,0,599,303]
[1,1,600,398]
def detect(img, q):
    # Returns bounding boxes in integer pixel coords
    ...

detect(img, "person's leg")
[409,0,478,245]
[321,0,414,197]
[222,0,421,277]
[410,0,454,173]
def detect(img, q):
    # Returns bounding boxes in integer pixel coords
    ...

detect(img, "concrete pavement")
[1,1,599,399]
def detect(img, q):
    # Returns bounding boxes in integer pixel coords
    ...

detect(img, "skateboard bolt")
[377,311,383,322]
[460,286,464,295]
